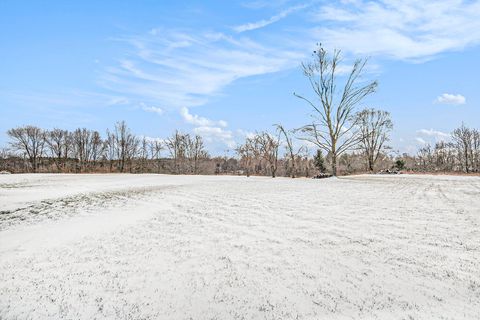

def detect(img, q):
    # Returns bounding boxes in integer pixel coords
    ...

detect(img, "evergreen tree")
[394,159,405,171]
[314,149,326,173]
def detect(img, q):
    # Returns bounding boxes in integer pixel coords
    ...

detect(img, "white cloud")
[435,93,466,105]
[313,0,480,60]
[193,126,236,149]
[233,4,307,32]
[180,107,227,127]
[141,105,163,115]
[417,129,450,139]
[415,128,450,146]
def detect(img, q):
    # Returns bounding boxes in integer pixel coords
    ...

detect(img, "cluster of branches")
[234,122,391,178]
[235,131,281,178]
[236,128,359,178]
[165,130,209,174]
[415,124,480,173]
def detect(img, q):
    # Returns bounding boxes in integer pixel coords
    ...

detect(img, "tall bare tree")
[355,108,393,171]
[7,125,46,172]
[295,44,378,176]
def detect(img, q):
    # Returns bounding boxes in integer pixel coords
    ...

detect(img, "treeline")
[1,120,478,176]
[2,121,213,174]
[414,124,480,173]
[0,121,315,176]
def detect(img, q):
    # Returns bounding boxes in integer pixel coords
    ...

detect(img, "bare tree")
[294,44,378,176]
[472,129,480,172]
[72,128,92,171]
[105,130,117,172]
[7,125,46,172]
[417,144,434,171]
[45,128,69,172]
[110,121,138,173]
[149,139,164,173]
[275,124,304,178]
[236,138,255,177]
[185,134,208,174]
[452,123,473,173]
[433,141,456,172]
[90,131,104,168]
[255,131,280,178]
[299,146,313,177]
[166,131,186,174]
[355,108,393,171]
[138,137,149,172]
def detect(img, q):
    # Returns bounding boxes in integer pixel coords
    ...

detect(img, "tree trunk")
[290,157,296,178]
[465,150,469,173]
[368,155,374,172]
[331,153,337,176]
[31,157,37,173]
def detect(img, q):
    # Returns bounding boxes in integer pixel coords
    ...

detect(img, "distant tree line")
[1,45,478,176]
[2,121,214,175]
[2,120,477,176]
[414,124,480,173]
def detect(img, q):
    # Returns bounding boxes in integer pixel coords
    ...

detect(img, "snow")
[0,174,479,319]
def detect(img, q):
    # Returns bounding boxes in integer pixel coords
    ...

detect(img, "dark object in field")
[312,173,332,179]
[377,169,400,174]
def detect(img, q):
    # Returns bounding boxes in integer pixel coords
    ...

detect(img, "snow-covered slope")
[1,174,479,319]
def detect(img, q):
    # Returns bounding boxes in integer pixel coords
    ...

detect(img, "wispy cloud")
[415,137,427,145]
[233,4,307,32]
[141,104,164,116]
[313,0,480,60]
[99,0,480,117]
[435,93,466,105]
[180,107,227,127]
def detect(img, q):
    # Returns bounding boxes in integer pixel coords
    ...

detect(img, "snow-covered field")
[0,174,479,319]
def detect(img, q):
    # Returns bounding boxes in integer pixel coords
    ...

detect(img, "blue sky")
[1,0,479,155]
